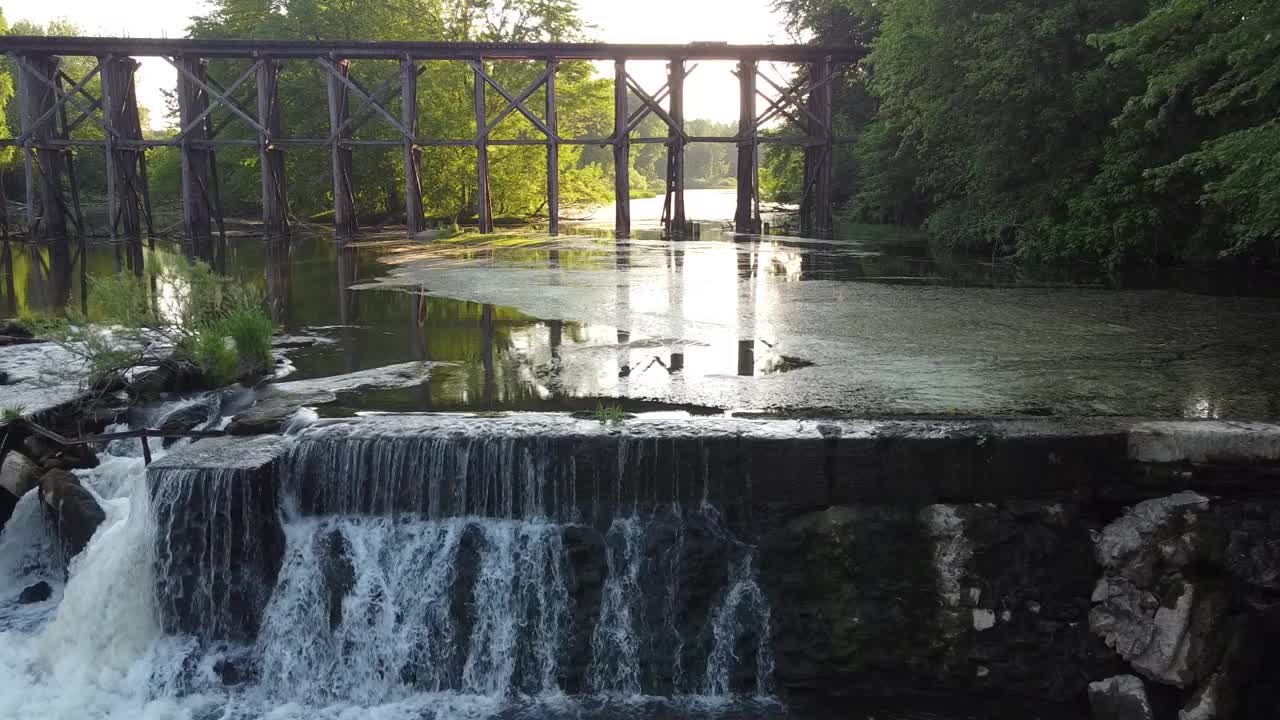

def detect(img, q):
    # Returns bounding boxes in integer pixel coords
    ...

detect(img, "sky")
[1,0,799,130]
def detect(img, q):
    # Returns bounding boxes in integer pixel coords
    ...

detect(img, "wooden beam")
[667,58,686,233]
[17,54,67,239]
[177,56,214,239]
[167,58,260,143]
[316,56,415,141]
[401,56,425,235]
[326,56,357,236]
[16,60,101,145]
[256,58,289,237]
[801,59,834,237]
[2,36,868,63]
[546,58,559,236]
[468,60,558,140]
[735,59,758,234]
[613,60,630,239]
[474,60,492,234]
[622,72,689,142]
[102,56,143,239]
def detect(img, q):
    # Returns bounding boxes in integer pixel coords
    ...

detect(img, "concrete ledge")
[1129,421,1280,464]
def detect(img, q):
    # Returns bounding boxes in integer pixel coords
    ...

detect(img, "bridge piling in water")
[177,57,216,240]
[256,58,290,238]
[325,56,357,237]
[1,38,862,242]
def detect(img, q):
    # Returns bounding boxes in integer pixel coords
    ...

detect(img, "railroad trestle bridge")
[0,37,862,242]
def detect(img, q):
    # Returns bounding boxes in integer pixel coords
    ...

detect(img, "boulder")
[1089,674,1155,720]
[17,581,52,604]
[1095,492,1213,585]
[25,434,98,471]
[1092,575,1228,687]
[131,357,210,400]
[0,451,42,498]
[40,468,107,559]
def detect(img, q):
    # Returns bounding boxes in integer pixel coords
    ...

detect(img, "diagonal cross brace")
[479,60,558,139]
[167,56,266,139]
[622,71,689,143]
[753,72,807,127]
[757,68,836,135]
[55,68,105,136]
[334,63,426,140]
[10,53,110,142]
[468,59,558,141]
[315,56,415,142]
[167,58,262,143]
[625,62,698,135]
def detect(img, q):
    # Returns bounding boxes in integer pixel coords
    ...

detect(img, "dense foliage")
[774,0,1280,266]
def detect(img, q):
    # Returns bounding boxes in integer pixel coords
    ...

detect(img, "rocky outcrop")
[1089,675,1155,720]
[40,468,106,559]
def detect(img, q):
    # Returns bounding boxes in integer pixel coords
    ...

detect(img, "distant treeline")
[0,3,740,228]
[770,0,1279,267]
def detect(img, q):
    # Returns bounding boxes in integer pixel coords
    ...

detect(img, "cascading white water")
[589,516,646,694]
[0,409,781,719]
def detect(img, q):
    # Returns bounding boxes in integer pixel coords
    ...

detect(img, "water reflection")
[3,225,1279,418]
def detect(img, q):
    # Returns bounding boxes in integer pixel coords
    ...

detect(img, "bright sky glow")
[2,0,797,130]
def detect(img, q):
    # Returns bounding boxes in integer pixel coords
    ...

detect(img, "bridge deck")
[1,37,865,62]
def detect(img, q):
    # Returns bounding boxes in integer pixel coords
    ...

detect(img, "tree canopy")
[772,0,1280,267]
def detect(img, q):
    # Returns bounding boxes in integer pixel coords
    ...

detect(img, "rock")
[0,487,16,532]
[0,370,11,385]
[1089,675,1155,720]
[0,319,34,339]
[131,357,210,400]
[1095,492,1213,585]
[1179,616,1264,720]
[17,581,52,604]
[1093,576,1228,687]
[156,402,213,448]
[0,451,42,498]
[25,434,98,471]
[40,469,107,559]
[226,388,334,436]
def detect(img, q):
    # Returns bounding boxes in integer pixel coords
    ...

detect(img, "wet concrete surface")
[4,216,1280,418]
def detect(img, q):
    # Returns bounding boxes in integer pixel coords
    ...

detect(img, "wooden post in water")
[735,59,757,234]
[177,56,214,239]
[545,59,560,236]
[326,56,357,236]
[474,59,492,234]
[400,56,425,235]
[17,55,67,239]
[102,56,143,239]
[613,59,630,238]
[801,59,834,236]
[667,57,686,234]
[257,58,290,237]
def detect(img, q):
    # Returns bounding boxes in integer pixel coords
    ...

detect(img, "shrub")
[221,306,275,375]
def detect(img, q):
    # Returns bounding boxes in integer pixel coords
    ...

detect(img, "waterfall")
[0,413,779,718]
